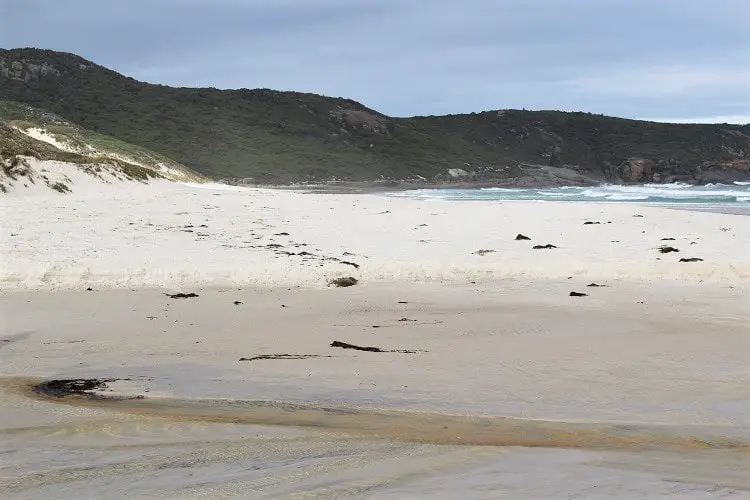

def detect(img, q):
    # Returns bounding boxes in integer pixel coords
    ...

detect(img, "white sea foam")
[391,183,750,204]
[607,194,649,201]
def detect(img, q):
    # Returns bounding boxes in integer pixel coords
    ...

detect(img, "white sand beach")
[1,170,749,498]
[2,161,749,289]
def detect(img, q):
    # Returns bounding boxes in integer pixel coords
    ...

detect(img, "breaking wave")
[389,182,750,205]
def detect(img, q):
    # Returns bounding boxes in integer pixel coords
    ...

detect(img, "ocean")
[389,182,750,206]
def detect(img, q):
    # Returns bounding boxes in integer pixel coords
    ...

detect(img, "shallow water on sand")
[1,379,749,499]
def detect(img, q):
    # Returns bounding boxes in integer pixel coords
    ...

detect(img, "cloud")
[2,0,749,121]
[567,67,750,97]
[639,115,750,125]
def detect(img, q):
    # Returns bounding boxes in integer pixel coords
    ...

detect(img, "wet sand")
[2,382,748,498]
[1,281,749,498]
[670,205,750,216]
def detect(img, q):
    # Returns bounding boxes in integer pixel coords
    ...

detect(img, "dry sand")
[2,163,749,289]
[1,172,749,498]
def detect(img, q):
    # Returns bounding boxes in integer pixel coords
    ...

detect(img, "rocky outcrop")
[330,107,390,136]
[696,158,750,183]
[0,57,60,83]
[615,154,750,184]
[621,158,655,182]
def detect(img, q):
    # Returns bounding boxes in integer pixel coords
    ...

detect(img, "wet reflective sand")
[13,378,750,452]
[1,282,748,498]
[2,380,749,499]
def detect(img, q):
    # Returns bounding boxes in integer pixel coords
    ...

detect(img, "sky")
[2,0,749,123]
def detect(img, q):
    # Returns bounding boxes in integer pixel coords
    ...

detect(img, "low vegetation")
[49,181,70,193]
[0,122,163,193]
[0,100,204,182]
[0,122,89,164]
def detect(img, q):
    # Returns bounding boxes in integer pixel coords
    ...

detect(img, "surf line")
[11,377,750,452]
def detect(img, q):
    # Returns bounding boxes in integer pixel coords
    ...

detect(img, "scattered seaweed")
[165,292,199,299]
[330,340,420,354]
[329,277,358,287]
[34,378,143,400]
[239,354,332,361]
[659,246,680,254]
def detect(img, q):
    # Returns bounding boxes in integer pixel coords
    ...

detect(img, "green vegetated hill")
[2,48,749,185]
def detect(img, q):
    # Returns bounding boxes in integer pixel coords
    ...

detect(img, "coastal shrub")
[119,161,161,181]
[50,181,70,193]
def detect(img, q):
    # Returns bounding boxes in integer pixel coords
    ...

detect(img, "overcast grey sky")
[2,0,749,122]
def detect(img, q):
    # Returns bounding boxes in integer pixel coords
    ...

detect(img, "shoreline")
[669,205,750,216]
[232,177,750,194]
